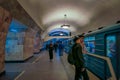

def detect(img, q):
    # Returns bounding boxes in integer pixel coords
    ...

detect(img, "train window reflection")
[84,36,95,53]
[106,35,116,57]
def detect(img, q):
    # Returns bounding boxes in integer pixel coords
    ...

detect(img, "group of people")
[46,35,89,80]
[46,42,64,62]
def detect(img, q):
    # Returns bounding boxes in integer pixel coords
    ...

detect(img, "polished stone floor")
[0,50,100,80]
[16,51,69,80]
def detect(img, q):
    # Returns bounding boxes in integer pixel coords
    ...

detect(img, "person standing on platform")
[72,35,89,80]
[79,35,88,54]
[48,42,54,62]
[54,42,58,52]
[58,41,64,56]
[46,44,49,50]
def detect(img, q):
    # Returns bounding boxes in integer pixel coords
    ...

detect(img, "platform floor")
[0,50,100,80]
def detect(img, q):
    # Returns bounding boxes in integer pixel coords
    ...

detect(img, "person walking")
[72,35,89,80]
[48,42,54,62]
[54,42,58,52]
[58,41,64,56]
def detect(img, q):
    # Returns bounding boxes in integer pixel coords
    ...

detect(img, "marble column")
[0,7,11,74]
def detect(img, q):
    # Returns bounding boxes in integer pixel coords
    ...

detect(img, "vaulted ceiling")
[17,0,120,37]
[0,0,41,31]
[2,0,120,38]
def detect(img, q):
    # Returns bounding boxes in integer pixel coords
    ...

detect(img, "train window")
[106,35,116,57]
[106,34,118,79]
[84,36,95,53]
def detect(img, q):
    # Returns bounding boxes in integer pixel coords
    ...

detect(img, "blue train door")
[106,33,119,80]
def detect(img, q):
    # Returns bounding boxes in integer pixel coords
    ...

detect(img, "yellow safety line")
[14,70,25,80]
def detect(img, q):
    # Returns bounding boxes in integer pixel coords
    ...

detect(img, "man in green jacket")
[72,35,89,80]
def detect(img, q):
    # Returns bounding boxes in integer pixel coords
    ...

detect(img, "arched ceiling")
[17,0,120,38]
[0,0,41,31]
[49,31,69,36]
[49,28,70,36]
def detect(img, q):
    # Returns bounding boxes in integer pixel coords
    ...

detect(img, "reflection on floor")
[17,50,68,80]
[1,50,99,80]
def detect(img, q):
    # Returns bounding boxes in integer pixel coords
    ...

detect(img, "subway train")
[64,23,120,80]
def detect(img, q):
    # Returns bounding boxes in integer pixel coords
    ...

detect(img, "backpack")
[67,47,75,65]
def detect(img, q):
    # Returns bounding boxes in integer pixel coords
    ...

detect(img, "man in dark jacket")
[48,42,54,62]
[73,35,89,80]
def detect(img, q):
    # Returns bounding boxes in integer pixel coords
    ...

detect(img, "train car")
[84,23,120,80]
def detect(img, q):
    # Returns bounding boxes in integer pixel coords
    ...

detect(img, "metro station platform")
[0,50,99,80]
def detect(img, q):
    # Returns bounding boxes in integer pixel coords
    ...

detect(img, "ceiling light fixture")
[60,33,63,35]
[61,14,70,29]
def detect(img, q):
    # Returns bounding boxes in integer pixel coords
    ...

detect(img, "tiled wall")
[34,32,41,53]
[5,29,36,61]
[5,32,25,61]
[24,28,35,60]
